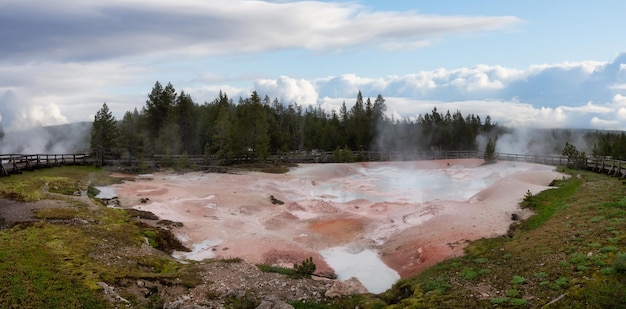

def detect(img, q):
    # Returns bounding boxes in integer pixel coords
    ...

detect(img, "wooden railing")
[2,151,625,179]
[0,154,94,176]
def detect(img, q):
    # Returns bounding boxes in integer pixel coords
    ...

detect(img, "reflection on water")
[94,186,118,199]
[320,245,400,293]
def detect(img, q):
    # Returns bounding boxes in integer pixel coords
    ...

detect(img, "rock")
[256,296,294,309]
[97,281,130,304]
[511,213,519,221]
[324,277,369,298]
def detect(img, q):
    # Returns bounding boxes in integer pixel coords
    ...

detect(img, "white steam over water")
[292,162,532,204]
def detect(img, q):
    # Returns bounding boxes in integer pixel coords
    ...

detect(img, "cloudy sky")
[1,0,626,131]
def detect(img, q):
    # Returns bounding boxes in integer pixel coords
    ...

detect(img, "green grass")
[256,264,297,276]
[0,165,117,201]
[0,166,200,307]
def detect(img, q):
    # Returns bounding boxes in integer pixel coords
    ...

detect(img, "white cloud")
[254,76,319,106]
[590,117,620,129]
[0,1,521,62]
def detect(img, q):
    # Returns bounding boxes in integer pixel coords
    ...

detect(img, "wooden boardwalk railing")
[1,151,625,179]
[0,154,94,176]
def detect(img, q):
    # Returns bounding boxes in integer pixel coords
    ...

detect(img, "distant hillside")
[0,122,91,154]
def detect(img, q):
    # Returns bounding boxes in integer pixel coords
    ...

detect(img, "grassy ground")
[0,166,199,308]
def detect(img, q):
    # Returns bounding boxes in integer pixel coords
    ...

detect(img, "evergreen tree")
[562,142,587,169]
[144,81,177,151]
[484,138,496,163]
[118,109,143,163]
[175,91,198,154]
[90,103,118,166]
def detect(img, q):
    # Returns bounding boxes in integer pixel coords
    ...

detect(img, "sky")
[1,0,626,132]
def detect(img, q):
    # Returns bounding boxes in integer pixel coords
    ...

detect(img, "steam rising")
[477,127,593,156]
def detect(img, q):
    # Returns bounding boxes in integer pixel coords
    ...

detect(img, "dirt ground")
[113,159,564,290]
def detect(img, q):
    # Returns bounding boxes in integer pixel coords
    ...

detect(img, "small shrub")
[490,297,509,305]
[175,152,190,171]
[601,245,619,253]
[256,264,295,276]
[569,253,589,264]
[600,267,615,275]
[613,252,626,273]
[473,258,488,264]
[510,275,526,285]
[220,257,243,264]
[420,277,450,293]
[554,277,569,289]
[294,257,316,278]
[591,216,605,223]
[460,267,479,280]
[533,272,548,278]
[506,289,520,297]
[509,298,528,306]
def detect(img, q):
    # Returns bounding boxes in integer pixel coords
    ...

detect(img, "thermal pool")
[112,159,564,293]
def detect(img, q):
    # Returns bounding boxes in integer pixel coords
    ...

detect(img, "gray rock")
[256,296,294,309]
[325,277,369,298]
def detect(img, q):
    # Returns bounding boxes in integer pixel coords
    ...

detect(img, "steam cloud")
[0,91,88,154]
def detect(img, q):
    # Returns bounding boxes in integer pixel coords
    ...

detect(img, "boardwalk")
[1,151,625,179]
[0,154,94,176]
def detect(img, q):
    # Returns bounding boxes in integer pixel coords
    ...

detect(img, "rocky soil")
[0,196,366,308]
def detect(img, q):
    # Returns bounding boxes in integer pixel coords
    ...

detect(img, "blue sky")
[1,0,626,131]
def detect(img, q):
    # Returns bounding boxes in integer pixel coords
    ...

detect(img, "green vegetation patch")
[0,166,201,307]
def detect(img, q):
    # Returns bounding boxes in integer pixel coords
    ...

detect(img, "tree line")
[90,81,500,164]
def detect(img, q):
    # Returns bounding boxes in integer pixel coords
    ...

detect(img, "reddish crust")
[114,160,563,279]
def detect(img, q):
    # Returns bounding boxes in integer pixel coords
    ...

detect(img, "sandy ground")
[113,159,564,291]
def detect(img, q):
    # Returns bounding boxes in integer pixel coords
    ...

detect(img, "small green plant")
[220,257,244,264]
[473,258,488,264]
[554,277,569,289]
[601,245,619,253]
[256,264,295,276]
[294,257,316,278]
[569,253,588,264]
[521,190,536,208]
[506,289,520,297]
[459,267,479,280]
[490,297,509,305]
[420,277,451,293]
[509,298,528,306]
[175,151,190,171]
[510,275,526,285]
[613,252,626,273]
[533,271,548,278]
[600,267,615,275]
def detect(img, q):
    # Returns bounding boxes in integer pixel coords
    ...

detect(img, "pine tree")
[90,103,118,166]
[484,138,496,163]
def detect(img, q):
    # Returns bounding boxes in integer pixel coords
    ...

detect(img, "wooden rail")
[0,154,94,176]
[2,151,625,179]
[586,157,626,179]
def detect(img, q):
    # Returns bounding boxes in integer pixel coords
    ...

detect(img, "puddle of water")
[173,239,223,261]
[320,246,400,294]
[94,186,117,199]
